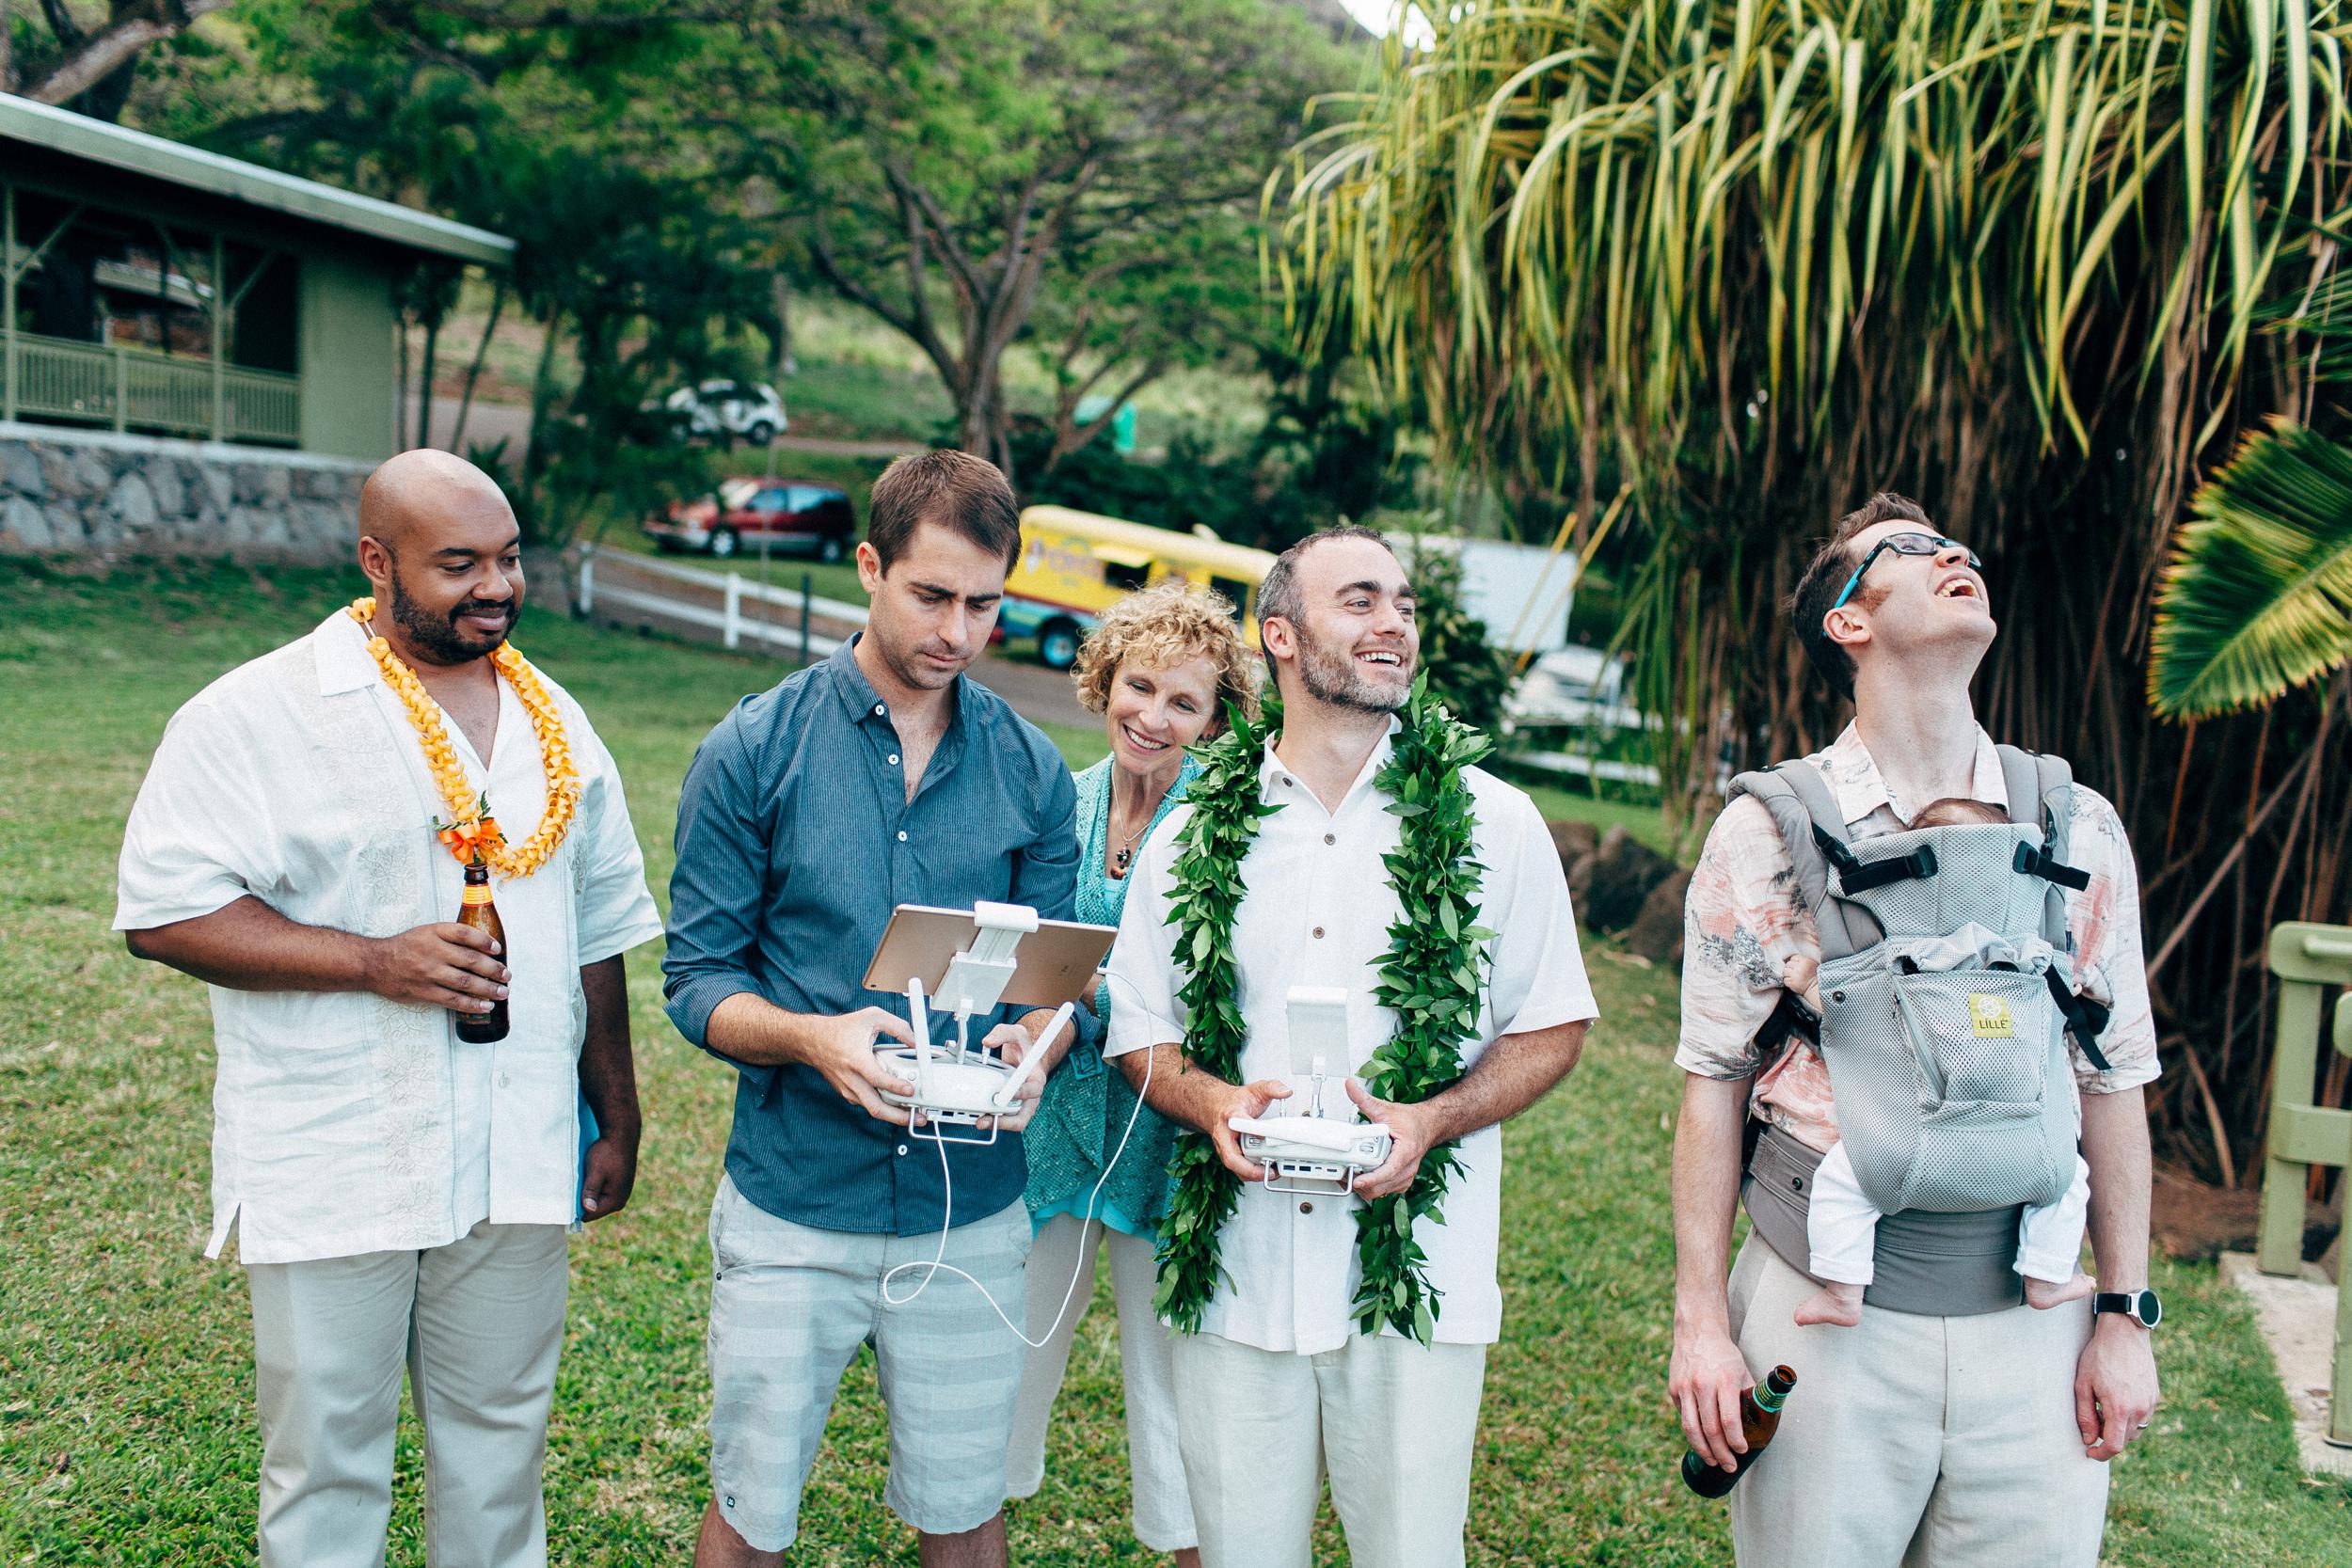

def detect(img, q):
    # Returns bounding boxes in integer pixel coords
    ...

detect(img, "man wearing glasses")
[1664,494,2162,1565]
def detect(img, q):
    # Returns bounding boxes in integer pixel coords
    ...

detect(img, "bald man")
[115,451,665,1568]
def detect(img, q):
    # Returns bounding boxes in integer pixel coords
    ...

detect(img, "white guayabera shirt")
[114,610,664,1266]
[1106,723,1598,1355]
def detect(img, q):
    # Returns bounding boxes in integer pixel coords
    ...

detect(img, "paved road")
[402,396,922,467]
[966,647,1092,734]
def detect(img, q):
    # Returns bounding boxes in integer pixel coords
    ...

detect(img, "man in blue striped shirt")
[664,450,1083,1568]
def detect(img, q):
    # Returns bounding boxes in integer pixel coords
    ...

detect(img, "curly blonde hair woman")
[1006,580,1257,1566]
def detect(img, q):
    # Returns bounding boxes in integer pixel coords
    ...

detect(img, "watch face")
[2136,1289,2162,1328]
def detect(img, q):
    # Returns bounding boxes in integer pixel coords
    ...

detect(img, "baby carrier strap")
[1997,745,2091,903]
[1992,745,2112,1071]
[1725,763,1883,961]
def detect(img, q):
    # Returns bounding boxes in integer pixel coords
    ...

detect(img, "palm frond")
[2151,418,2352,719]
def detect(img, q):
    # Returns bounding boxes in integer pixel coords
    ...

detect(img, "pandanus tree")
[1275,2,2352,1181]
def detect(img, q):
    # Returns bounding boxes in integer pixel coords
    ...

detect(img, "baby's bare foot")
[1794,1281,1865,1328]
[2024,1273,2095,1309]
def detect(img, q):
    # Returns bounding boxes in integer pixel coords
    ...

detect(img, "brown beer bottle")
[453,863,510,1043]
[1680,1364,1796,1497]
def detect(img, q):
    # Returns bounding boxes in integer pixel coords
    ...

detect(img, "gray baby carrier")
[1733,746,2112,1311]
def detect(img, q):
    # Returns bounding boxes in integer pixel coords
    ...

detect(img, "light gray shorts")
[706,1174,1033,1550]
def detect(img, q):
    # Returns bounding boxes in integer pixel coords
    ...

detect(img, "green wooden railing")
[3,329,301,445]
[2257,921,2352,1449]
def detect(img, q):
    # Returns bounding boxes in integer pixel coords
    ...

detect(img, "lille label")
[1969,994,2015,1038]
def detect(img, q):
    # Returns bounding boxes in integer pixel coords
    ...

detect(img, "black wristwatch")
[2092,1288,2162,1328]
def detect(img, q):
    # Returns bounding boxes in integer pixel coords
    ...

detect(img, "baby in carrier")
[1786,796,2095,1329]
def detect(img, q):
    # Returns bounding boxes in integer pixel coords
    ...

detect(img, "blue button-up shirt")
[663,637,1081,1234]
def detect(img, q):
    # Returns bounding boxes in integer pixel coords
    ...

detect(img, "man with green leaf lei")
[1102,528,1597,1568]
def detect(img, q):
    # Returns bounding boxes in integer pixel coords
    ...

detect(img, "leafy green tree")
[739,0,1351,477]
[134,0,771,551]
[494,149,772,548]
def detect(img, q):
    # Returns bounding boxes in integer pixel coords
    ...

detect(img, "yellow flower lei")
[346,597,580,879]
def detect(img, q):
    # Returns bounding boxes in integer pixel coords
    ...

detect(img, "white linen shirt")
[114,610,665,1266]
[1105,727,1598,1355]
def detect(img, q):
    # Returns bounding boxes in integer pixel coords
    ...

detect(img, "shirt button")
[897,830,909,843]
[1324,832,1335,846]
[1298,1200,1313,1214]
[1280,776,1295,787]
[874,704,886,716]
[898,1144,910,1157]
[496,1071,510,1088]
[888,754,900,766]
[1312,927,1325,939]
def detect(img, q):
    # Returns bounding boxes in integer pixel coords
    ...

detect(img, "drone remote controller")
[1226,987,1393,1196]
[876,953,1077,1145]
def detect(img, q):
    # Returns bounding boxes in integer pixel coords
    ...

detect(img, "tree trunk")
[26,0,236,115]
[451,276,507,455]
[769,270,795,378]
[397,309,411,451]
[516,315,564,542]
[956,366,1013,477]
[416,317,439,451]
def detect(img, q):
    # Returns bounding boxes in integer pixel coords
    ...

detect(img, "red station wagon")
[645,478,858,562]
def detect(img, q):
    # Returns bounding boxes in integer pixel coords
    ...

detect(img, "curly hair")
[1071,580,1262,731]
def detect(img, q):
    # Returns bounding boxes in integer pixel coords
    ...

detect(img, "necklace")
[346,597,580,878]
[1152,677,1493,1345]
[1108,779,1167,877]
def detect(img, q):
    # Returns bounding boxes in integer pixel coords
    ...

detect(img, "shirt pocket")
[336,816,440,940]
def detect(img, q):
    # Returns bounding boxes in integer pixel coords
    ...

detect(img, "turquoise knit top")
[1022,754,1198,1237]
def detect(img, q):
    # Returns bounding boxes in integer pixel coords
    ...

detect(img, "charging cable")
[879,970,1161,1350]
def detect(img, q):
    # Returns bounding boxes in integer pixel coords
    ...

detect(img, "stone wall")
[0,422,369,563]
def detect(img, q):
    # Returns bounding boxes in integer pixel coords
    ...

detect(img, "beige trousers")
[1725,1238,2109,1568]
[245,1220,569,1568]
[1005,1214,1198,1552]
[1168,1329,1487,1568]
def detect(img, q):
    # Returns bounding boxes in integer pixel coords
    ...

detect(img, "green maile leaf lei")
[1151,674,1493,1345]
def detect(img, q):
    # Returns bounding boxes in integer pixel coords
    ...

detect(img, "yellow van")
[1002,505,1274,670]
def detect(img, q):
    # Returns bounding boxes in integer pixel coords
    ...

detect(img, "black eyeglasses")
[1830,531,1983,610]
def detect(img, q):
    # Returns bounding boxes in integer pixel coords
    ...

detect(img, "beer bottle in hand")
[454,863,510,1043]
[1680,1364,1796,1497]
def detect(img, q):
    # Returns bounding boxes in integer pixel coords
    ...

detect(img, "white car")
[1504,645,1640,730]
[661,380,787,445]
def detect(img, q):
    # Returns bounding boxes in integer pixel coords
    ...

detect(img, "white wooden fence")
[576,546,866,661]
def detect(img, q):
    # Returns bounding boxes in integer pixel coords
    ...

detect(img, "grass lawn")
[1,560,2344,1565]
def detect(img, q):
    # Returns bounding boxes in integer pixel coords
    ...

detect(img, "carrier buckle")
[2013,841,2091,891]
[1831,840,1939,894]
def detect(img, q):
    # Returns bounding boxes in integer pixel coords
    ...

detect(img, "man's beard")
[1295,624,1411,714]
[388,574,513,664]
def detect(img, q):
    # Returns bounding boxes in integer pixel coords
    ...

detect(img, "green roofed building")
[1,94,510,461]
